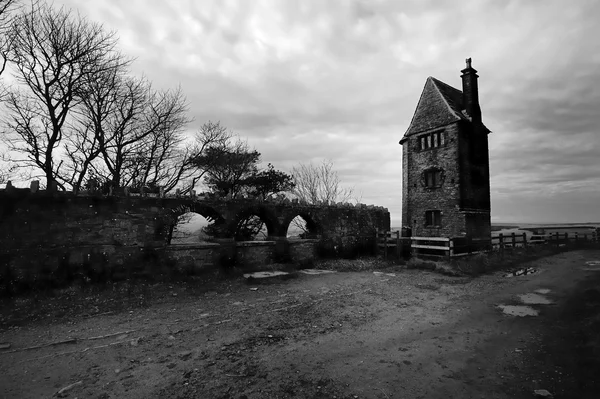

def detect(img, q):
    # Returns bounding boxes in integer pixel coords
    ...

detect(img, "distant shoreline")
[390,222,600,231]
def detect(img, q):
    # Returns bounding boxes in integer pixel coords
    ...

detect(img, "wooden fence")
[376,230,599,259]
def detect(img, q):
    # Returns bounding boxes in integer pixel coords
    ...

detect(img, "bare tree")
[60,53,131,191]
[0,151,15,184]
[3,2,121,188]
[126,125,190,192]
[0,0,20,79]
[291,159,355,205]
[93,80,190,189]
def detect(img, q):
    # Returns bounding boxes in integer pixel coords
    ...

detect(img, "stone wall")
[164,243,220,275]
[402,123,465,237]
[288,239,318,264]
[235,241,276,270]
[401,121,491,239]
[0,189,386,292]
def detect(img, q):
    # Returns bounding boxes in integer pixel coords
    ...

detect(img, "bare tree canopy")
[291,160,356,205]
[3,2,122,188]
[0,0,20,78]
[89,78,190,190]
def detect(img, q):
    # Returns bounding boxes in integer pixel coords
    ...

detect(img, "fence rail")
[376,230,599,259]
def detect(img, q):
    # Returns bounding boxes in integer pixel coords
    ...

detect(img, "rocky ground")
[1,251,600,398]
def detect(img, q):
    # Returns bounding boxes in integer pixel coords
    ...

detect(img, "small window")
[424,170,442,188]
[418,130,445,151]
[425,210,441,227]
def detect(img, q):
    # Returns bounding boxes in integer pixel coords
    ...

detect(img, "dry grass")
[313,257,402,272]
[450,243,584,275]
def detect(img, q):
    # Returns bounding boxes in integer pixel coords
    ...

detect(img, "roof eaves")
[400,121,461,143]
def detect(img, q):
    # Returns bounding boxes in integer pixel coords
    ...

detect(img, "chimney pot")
[461,57,481,123]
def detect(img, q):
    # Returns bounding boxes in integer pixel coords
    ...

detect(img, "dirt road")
[1,250,600,398]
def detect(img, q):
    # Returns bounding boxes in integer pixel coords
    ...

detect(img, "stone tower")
[399,58,491,239]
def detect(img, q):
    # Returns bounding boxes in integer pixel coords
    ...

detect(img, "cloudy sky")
[44,0,600,225]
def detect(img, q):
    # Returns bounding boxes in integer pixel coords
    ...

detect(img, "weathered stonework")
[400,59,491,239]
[0,189,390,291]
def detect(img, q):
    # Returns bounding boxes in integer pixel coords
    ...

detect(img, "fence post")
[374,231,379,256]
[523,232,527,248]
[511,233,516,247]
[449,238,454,257]
[565,232,569,246]
[499,233,504,251]
[384,232,388,259]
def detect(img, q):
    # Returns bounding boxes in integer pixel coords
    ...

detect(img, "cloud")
[12,0,600,224]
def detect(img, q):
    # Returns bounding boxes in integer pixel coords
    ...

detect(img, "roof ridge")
[430,77,463,120]
[430,76,461,93]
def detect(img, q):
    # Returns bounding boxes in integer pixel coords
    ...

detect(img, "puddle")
[586,261,600,266]
[504,267,537,278]
[243,271,289,279]
[519,293,553,305]
[497,305,539,317]
[373,271,396,277]
[298,269,337,275]
[583,260,600,271]
[534,288,551,295]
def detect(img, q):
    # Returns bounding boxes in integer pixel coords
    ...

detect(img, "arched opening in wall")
[286,214,320,239]
[234,214,269,241]
[169,212,215,245]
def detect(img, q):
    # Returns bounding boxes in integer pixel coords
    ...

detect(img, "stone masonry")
[400,59,491,239]
[0,188,390,290]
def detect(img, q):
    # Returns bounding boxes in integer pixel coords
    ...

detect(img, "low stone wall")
[0,238,320,294]
[164,243,220,275]
[235,241,276,270]
[288,239,318,264]
[0,244,163,291]
[0,189,381,294]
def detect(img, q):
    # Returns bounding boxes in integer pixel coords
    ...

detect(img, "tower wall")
[401,59,491,240]
[402,123,466,237]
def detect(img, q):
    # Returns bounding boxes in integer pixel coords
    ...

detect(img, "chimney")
[460,58,481,123]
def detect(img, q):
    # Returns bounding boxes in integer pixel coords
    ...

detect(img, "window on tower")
[425,210,442,227]
[423,168,443,188]
[418,130,445,151]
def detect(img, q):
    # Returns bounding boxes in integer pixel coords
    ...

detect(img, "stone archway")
[282,212,322,239]
[167,203,226,244]
[227,205,279,241]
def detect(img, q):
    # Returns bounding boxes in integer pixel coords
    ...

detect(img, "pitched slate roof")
[400,76,489,143]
